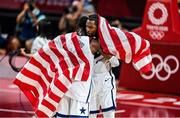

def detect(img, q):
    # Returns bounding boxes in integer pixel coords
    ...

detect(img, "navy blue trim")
[55,112,88,118]
[90,110,100,114]
[109,71,116,108]
[99,71,116,113]
[101,106,116,112]
[91,71,116,114]
[86,79,92,103]
[95,55,103,63]
[96,58,103,63]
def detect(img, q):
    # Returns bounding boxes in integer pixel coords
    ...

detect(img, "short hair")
[38,19,52,39]
[88,14,98,26]
[76,16,88,35]
[77,16,88,29]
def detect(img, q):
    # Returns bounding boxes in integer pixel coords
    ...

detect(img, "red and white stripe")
[98,16,152,73]
[14,32,92,117]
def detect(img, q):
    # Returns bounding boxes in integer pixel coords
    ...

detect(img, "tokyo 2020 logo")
[148,2,168,25]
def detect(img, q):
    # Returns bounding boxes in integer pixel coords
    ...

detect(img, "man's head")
[27,0,35,11]
[76,16,100,55]
[86,14,98,38]
[38,19,52,39]
[90,39,100,55]
[76,16,88,36]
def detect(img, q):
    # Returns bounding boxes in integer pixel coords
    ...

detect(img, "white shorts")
[55,96,89,117]
[90,72,116,114]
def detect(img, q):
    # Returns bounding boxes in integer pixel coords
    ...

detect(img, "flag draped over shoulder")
[98,16,152,73]
[13,32,92,117]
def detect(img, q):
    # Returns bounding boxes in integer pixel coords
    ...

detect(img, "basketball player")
[54,16,100,117]
[90,54,119,118]
[85,14,152,118]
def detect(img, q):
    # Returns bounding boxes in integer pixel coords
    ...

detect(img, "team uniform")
[54,34,94,117]
[90,55,119,118]
[31,36,49,54]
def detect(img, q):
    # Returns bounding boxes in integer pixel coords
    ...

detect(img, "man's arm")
[16,3,29,24]
[109,56,119,67]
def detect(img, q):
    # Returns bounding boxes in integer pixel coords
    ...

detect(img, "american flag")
[98,16,152,73]
[13,32,93,117]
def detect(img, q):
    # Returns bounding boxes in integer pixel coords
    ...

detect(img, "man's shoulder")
[79,36,89,39]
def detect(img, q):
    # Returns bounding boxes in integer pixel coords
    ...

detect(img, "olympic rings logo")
[148,2,168,25]
[141,54,179,81]
[149,30,165,40]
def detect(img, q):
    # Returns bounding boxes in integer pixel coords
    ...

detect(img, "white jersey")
[93,55,119,90]
[93,55,119,76]
[53,35,94,103]
[90,55,119,112]
[31,36,49,54]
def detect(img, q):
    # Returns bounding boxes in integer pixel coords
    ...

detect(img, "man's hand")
[102,53,112,60]
[23,3,29,12]
[20,48,32,58]
[16,3,29,24]
[20,48,27,56]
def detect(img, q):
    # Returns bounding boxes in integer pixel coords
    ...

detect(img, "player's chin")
[87,33,93,37]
